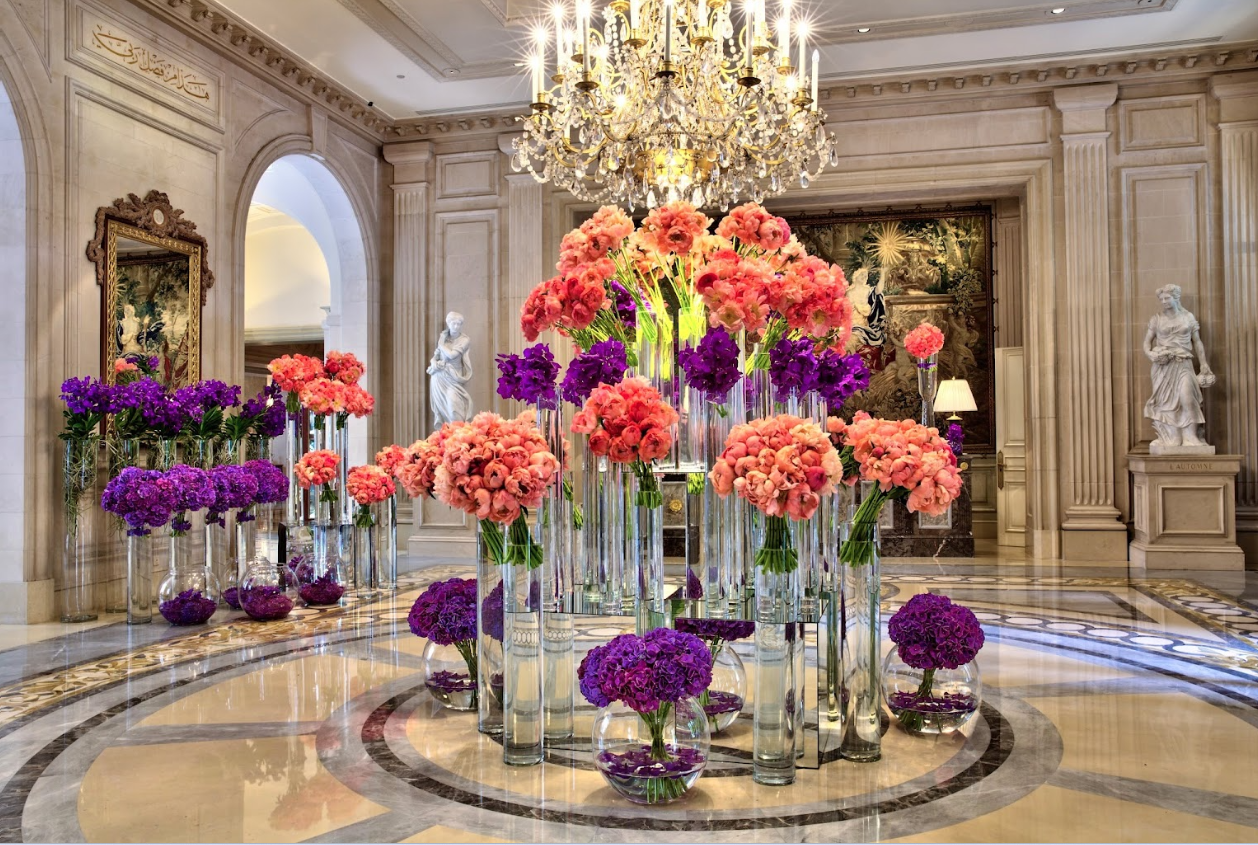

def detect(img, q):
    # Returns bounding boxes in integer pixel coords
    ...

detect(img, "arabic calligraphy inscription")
[87,22,215,106]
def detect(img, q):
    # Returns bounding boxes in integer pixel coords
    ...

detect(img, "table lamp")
[934,379,977,421]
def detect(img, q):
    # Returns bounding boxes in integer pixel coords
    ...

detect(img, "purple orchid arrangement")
[175,380,241,440]
[768,337,820,402]
[206,464,259,527]
[226,383,285,440]
[560,338,630,406]
[496,343,561,410]
[816,349,871,411]
[481,580,505,642]
[110,378,168,441]
[409,577,481,706]
[165,465,216,534]
[945,423,964,457]
[610,280,638,330]
[159,589,217,626]
[101,467,177,536]
[60,377,112,440]
[679,330,741,404]
[143,393,187,440]
[888,593,985,730]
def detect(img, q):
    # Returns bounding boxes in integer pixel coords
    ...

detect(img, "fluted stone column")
[499,133,545,359]
[1212,71,1258,563]
[1053,84,1127,561]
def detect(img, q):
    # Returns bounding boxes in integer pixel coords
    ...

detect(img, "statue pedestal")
[1128,454,1244,571]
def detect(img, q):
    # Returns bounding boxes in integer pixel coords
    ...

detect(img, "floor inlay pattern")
[0,564,1256,842]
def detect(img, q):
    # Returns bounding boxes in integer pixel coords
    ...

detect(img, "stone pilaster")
[1053,84,1127,561]
[1211,71,1258,564]
[499,134,545,358]
[382,141,434,548]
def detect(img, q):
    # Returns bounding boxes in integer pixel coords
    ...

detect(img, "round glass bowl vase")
[421,639,478,712]
[239,561,296,622]
[157,564,219,626]
[591,697,711,805]
[297,563,346,607]
[881,651,982,736]
[703,645,747,734]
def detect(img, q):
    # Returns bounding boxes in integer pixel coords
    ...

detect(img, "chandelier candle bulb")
[583,5,592,72]
[630,0,640,28]
[744,2,754,68]
[776,15,789,62]
[811,49,819,108]
[797,23,807,84]
[664,0,673,64]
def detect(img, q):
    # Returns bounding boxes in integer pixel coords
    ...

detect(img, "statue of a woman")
[427,311,473,430]
[1143,284,1215,452]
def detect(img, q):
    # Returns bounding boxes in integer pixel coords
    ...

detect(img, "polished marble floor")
[2,553,1258,843]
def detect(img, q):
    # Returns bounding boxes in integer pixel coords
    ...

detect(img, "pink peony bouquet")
[709,414,843,572]
[827,412,964,566]
[268,354,326,413]
[571,376,679,507]
[295,449,340,504]
[324,350,365,385]
[434,411,559,567]
[375,444,409,477]
[715,202,792,253]
[904,322,946,360]
[520,268,611,345]
[299,378,374,423]
[346,464,396,527]
[394,424,463,500]
[694,250,774,336]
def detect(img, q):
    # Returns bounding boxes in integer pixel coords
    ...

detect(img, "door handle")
[996,451,1005,490]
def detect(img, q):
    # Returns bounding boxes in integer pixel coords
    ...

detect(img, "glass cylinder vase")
[882,651,982,737]
[917,353,939,427]
[502,518,544,766]
[126,531,153,625]
[840,520,883,762]
[150,437,180,471]
[476,523,505,736]
[311,491,342,594]
[753,562,801,786]
[283,408,309,532]
[537,405,574,743]
[379,495,397,592]
[61,437,99,623]
[332,416,352,527]
[105,436,143,614]
[629,464,665,633]
[353,503,382,601]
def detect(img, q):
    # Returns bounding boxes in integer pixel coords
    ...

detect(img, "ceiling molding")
[137,0,391,138]
[386,39,1258,141]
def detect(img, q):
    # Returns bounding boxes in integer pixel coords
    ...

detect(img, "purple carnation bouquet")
[206,464,259,527]
[165,465,216,534]
[887,593,985,732]
[101,467,177,536]
[408,578,480,705]
[674,618,754,723]
[240,460,289,523]
[496,343,561,410]
[578,628,713,803]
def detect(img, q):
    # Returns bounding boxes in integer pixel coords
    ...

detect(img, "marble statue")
[427,311,473,430]
[1143,284,1216,454]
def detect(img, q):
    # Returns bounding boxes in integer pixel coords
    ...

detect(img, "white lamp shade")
[934,379,977,414]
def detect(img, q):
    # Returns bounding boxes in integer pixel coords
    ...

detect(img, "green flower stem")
[638,703,689,804]
[755,515,798,573]
[562,479,585,530]
[455,639,479,710]
[479,519,507,567]
[318,485,338,506]
[898,668,936,734]
[354,504,375,529]
[632,460,662,508]
[838,490,897,568]
[505,513,543,569]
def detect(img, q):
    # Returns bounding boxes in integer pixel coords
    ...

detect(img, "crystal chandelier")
[511,0,838,210]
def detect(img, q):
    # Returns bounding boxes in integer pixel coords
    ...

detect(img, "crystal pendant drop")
[830,146,839,167]
[799,172,810,189]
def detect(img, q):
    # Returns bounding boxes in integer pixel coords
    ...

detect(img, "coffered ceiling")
[206,0,1258,119]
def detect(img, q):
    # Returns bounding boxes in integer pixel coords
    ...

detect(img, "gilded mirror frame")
[86,190,214,389]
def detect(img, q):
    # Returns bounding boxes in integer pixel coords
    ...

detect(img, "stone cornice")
[126,2,1258,144]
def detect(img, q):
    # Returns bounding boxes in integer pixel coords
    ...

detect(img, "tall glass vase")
[105,436,143,613]
[283,408,309,534]
[917,353,939,427]
[502,518,544,766]
[476,523,505,736]
[332,417,352,527]
[126,532,153,625]
[245,435,272,463]
[353,504,382,601]
[61,437,99,623]
[629,464,665,633]
[839,520,882,762]
[536,405,574,742]
[752,516,800,786]
[311,493,340,592]
[378,495,397,592]
[150,438,179,471]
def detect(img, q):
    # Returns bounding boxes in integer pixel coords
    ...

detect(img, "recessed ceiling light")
[857,27,871,33]
[445,68,460,77]
[396,73,405,79]
[1050,7,1065,13]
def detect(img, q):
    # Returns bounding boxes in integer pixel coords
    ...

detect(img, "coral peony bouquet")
[346,464,396,528]
[709,414,843,572]
[571,376,678,507]
[905,321,946,360]
[827,413,964,566]
[267,353,326,414]
[433,411,559,567]
[295,449,340,504]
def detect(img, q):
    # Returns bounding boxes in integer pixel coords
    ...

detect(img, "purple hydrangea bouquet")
[409,578,480,710]
[885,593,986,735]
[578,628,713,804]
[100,467,177,536]
[675,618,754,732]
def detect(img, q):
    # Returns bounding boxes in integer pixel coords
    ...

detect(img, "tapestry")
[113,252,194,387]
[790,206,995,453]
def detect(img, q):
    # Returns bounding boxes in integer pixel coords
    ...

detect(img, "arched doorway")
[0,78,27,589]
[243,155,371,464]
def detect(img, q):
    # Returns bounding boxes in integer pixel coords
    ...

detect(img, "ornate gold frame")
[87,190,212,389]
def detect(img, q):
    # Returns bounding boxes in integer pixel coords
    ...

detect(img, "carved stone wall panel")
[68,0,224,128]
[1118,94,1206,152]
[435,151,499,200]
[1119,164,1209,452]
[832,106,1051,159]
[228,79,293,153]
[330,131,382,218]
